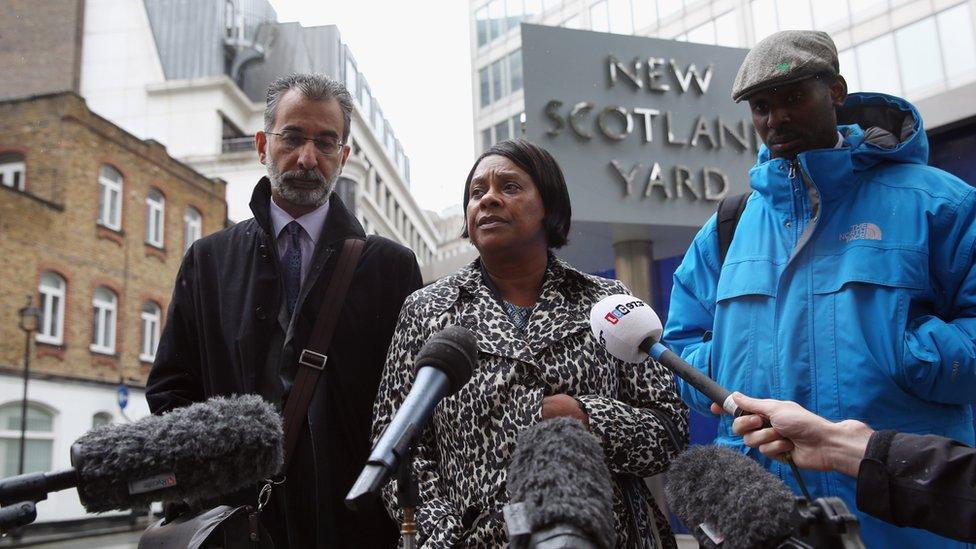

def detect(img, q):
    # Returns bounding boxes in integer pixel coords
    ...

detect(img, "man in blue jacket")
[663,30,976,548]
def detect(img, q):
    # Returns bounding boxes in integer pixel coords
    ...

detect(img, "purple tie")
[282,221,302,316]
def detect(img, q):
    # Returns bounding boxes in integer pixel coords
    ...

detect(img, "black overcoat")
[146,178,422,548]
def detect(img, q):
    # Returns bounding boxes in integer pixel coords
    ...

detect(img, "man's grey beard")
[266,159,339,207]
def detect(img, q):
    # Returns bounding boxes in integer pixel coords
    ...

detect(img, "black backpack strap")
[716,192,750,266]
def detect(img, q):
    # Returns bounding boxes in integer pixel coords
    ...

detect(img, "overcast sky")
[269,0,474,215]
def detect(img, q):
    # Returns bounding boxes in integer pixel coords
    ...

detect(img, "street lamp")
[17,295,41,475]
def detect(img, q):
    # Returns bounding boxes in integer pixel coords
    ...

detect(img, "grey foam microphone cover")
[72,395,283,512]
[665,445,796,549]
[414,325,477,395]
[507,418,616,548]
[589,294,663,363]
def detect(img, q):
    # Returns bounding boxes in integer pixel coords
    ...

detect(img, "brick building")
[0,91,225,522]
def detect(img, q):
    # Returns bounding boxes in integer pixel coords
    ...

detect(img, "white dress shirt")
[269,196,330,285]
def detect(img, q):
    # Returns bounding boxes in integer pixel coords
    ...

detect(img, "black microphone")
[345,325,477,510]
[666,445,865,549]
[0,395,283,513]
[504,418,615,549]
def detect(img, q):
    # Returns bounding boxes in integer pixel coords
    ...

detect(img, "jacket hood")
[754,92,929,171]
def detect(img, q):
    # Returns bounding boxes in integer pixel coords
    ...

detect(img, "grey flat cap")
[731,30,839,102]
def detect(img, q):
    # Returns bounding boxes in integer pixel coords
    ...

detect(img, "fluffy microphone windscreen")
[665,445,796,549]
[589,294,662,363]
[72,395,283,512]
[507,418,616,548]
[415,325,477,395]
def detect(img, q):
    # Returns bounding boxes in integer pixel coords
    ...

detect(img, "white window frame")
[0,402,55,477]
[145,189,165,248]
[37,272,66,346]
[97,166,123,231]
[183,207,202,253]
[139,301,161,362]
[92,411,113,428]
[90,287,117,355]
[0,157,25,191]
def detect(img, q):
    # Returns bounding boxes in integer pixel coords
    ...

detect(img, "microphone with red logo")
[589,294,813,500]
[589,294,740,415]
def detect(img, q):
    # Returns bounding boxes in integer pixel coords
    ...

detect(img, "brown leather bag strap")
[281,237,365,469]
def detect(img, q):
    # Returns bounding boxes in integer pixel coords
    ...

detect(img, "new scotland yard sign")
[522,24,754,229]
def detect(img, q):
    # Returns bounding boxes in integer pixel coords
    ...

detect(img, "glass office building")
[470,0,976,181]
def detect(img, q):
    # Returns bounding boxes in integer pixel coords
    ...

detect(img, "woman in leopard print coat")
[371,139,688,547]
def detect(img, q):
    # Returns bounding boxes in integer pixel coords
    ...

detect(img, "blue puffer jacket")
[664,93,976,548]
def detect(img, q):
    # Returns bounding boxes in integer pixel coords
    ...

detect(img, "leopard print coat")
[371,257,688,547]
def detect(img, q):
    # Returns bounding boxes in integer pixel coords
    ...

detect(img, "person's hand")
[711,393,871,476]
[541,394,589,429]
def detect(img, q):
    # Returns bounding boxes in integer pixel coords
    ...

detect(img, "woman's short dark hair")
[460,138,572,249]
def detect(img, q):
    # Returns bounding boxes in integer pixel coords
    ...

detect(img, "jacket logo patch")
[840,223,882,242]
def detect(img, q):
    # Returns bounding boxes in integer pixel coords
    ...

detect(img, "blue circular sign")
[117,385,129,410]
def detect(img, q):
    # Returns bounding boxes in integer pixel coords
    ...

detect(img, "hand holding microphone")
[716,393,873,478]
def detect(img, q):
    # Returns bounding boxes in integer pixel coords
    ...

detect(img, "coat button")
[258,244,270,261]
[254,306,267,320]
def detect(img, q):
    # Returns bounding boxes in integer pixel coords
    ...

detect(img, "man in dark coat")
[146,73,422,548]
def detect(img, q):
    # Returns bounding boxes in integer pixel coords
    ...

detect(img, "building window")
[476,6,490,46]
[373,104,384,132]
[811,0,849,30]
[488,0,504,42]
[632,0,656,30]
[512,113,523,137]
[344,56,358,98]
[0,153,25,191]
[145,188,165,248]
[937,3,976,88]
[608,0,634,33]
[590,0,610,32]
[491,58,507,103]
[856,33,901,96]
[91,286,117,354]
[97,165,123,231]
[562,14,582,29]
[714,11,739,47]
[37,272,66,346]
[92,412,113,428]
[750,0,778,42]
[360,83,371,112]
[896,17,943,96]
[183,207,202,252]
[479,67,492,107]
[508,49,523,93]
[657,0,682,22]
[775,0,812,31]
[494,119,510,142]
[384,123,396,155]
[0,403,54,476]
[838,49,860,92]
[686,19,716,45]
[481,128,493,152]
[140,301,161,362]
